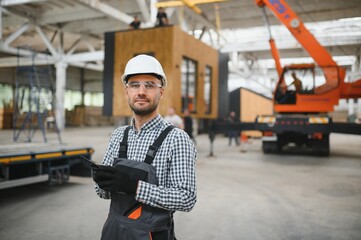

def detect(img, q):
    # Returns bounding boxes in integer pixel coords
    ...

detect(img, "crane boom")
[256,0,341,68]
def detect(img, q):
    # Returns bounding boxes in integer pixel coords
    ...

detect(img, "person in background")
[290,72,303,93]
[183,109,195,143]
[156,7,169,26]
[129,15,141,29]
[275,83,295,104]
[164,106,184,129]
[227,111,240,146]
[93,55,197,239]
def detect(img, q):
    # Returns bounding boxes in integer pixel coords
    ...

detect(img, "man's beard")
[129,97,159,116]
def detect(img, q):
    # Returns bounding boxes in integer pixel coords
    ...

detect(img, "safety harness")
[118,125,175,163]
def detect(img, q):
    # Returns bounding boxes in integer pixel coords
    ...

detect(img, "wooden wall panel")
[111,26,218,119]
[171,27,219,119]
[240,88,273,137]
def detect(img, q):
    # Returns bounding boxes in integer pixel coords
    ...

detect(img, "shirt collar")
[131,114,164,133]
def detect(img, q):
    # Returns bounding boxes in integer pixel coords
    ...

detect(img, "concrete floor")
[0,126,361,240]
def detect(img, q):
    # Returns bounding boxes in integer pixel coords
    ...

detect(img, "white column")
[55,62,68,131]
[150,0,158,24]
[348,99,355,117]
[231,51,238,69]
[0,9,2,39]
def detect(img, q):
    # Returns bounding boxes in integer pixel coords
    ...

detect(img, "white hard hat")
[121,54,167,87]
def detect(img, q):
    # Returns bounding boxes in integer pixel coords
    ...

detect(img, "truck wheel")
[312,134,330,156]
[276,134,285,152]
[262,140,278,153]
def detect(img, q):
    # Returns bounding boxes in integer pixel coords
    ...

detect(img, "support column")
[357,98,361,122]
[150,0,157,24]
[348,99,355,122]
[356,50,361,71]
[231,51,238,69]
[80,68,85,105]
[0,9,2,39]
[55,62,68,131]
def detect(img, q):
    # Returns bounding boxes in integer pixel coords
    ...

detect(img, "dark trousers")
[151,219,176,240]
[228,131,240,146]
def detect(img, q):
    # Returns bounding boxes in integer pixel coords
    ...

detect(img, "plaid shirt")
[95,114,197,212]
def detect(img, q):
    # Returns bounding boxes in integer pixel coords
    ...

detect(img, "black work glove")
[93,165,147,195]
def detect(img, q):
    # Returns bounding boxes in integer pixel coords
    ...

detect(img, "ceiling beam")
[69,62,103,71]
[183,6,216,30]
[3,23,29,46]
[136,0,150,23]
[156,0,227,8]
[221,35,361,54]
[35,26,57,56]
[0,56,104,71]
[0,0,49,6]
[64,50,103,63]
[62,18,126,34]
[75,0,133,24]
[0,49,104,70]
[66,38,82,55]
[0,56,56,67]
[36,6,104,25]
[0,42,43,57]
[181,0,203,14]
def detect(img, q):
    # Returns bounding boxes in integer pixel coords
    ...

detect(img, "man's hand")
[93,165,147,194]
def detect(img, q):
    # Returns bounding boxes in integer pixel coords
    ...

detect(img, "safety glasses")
[126,81,162,91]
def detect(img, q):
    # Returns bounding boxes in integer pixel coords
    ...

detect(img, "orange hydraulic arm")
[256,0,361,105]
[269,38,283,77]
[259,6,282,76]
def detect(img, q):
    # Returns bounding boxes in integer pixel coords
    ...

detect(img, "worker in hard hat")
[93,54,197,240]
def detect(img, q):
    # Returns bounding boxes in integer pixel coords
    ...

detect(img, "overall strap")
[144,125,175,165]
[118,126,131,158]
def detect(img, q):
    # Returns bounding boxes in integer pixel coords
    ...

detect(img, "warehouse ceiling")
[0,0,361,94]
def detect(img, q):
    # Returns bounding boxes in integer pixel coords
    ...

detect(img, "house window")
[181,57,197,112]
[204,66,212,114]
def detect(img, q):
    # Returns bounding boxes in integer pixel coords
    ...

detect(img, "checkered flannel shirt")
[95,114,197,212]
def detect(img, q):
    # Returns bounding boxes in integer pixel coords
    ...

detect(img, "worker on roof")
[156,7,169,26]
[92,54,197,240]
[129,15,141,29]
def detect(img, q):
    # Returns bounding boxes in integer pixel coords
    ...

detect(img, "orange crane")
[254,0,361,155]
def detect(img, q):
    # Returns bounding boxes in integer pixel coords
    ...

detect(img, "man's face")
[125,74,164,116]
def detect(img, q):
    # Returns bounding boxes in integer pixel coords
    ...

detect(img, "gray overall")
[101,126,175,240]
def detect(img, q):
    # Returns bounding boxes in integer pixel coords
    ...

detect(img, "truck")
[254,0,361,155]
[0,143,94,190]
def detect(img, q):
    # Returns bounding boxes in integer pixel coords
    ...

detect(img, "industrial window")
[14,86,52,113]
[181,57,197,113]
[65,91,104,110]
[65,90,82,110]
[84,92,104,107]
[0,83,13,108]
[204,66,212,114]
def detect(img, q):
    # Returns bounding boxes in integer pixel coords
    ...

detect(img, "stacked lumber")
[66,105,112,126]
[0,107,13,129]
